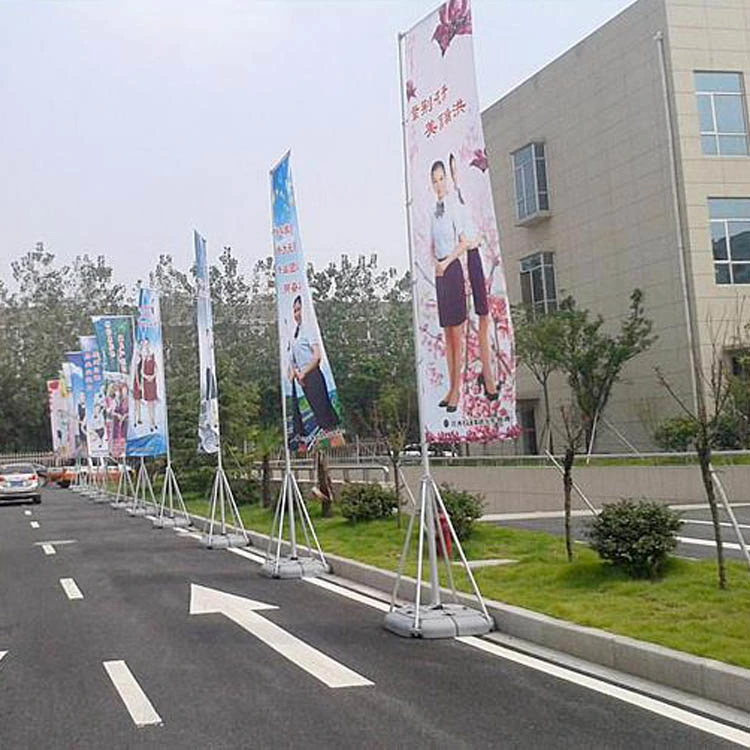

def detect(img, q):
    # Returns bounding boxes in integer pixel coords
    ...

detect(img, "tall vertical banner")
[60,362,77,459]
[79,335,108,458]
[127,288,168,457]
[65,351,88,459]
[92,315,135,459]
[270,153,344,454]
[402,0,517,443]
[47,379,62,455]
[194,231,220,454]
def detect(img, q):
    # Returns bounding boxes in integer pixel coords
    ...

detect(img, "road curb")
[183,509,750,714]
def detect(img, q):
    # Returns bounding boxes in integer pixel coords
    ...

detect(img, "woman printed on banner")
[288,295,339,443]
[141,339,159,432]
[113,382,129,455]
[132,339,145,427]
[429,159,468,413]
[448,153,498,401]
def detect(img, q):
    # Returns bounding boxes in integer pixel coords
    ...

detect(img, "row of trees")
[0,245,419,476]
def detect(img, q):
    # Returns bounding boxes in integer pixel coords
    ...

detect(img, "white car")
[0,463,42,504]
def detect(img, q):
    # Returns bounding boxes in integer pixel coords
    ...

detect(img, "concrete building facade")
[482,0,750,453]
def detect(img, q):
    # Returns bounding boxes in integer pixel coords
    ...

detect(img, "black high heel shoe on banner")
[477,373,500,402]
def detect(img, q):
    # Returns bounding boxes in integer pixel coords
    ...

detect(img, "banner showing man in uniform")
[127,288,168,457]
[402,0,517,444]
[194,231,220,454]
[270,153,344,454]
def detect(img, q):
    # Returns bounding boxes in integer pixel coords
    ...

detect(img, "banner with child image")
[79,335,108,458]
[270,152,344,454]
[92,315,135,459]
[126,288,168,457]
[400,0,517,443]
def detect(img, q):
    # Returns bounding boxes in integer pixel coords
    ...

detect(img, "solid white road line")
[227,547,265,565]
[42,544,56,556]
[33,539,77,546]
[458,636,750,748]
[23,510,31,516]
[59,578,83,600]
[29,521,39,529]
[103,660,162,727]
[304,577,391,613]
[678,536,744,551]
[683,519,750,531]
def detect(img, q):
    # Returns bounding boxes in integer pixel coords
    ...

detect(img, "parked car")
[0,463,42,504]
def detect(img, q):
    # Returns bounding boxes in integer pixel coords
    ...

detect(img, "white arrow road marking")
[459,637,750,748]
[34,539,77,547]
[189,584,373,689]
[59,578,83,600]
[29,521,39,529]
[103,660,162,727]
[42,544,56,556]
[23,510,32,516]
[0,651,6,663]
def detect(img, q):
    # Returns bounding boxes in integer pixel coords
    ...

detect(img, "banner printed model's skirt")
[467,248,489,316]
[436,258,467,328]
[292,367,339,435]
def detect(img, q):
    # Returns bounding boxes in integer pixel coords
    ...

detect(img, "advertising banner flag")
[79,335,108,458]
[126,288,168,457]
[270,152,344,454]
[47,380,62,454]
[401,0,517,443]
[60,362,76,459]
[194,231,220,454]
[92,315,135,459]
[65,351,88,459]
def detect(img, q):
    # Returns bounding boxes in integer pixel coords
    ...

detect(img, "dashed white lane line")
[682,519,750,531]
[458,636,750,748]
[304,577,391,612]
[103,660,162,727]
[42,544,56,556]
[59,578,83,600]
[29,521,39,529]
[23,510,32,516]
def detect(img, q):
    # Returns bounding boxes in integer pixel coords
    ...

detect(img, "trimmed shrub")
[439,484,484,541]
[586,500,681,579]
[340,483,398,522]
[654,417,697,452]
[227,473,260,505]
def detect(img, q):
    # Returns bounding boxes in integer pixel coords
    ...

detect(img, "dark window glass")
[732,263,750,284]
[544,264,556,301]
[712,223,728,260]
[729,222,750,260]
[716,263,731,284]
[520,271,532,306]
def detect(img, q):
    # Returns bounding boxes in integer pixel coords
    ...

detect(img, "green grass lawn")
[182,495,750,670]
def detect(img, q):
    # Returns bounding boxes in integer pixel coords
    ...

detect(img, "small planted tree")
[560,405,586,562]
[250,425,281,508]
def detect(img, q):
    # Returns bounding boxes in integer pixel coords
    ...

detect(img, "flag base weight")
[260,555,329,579]
[152,515,190,529]
[200,532,246,549]
[384,603,493,639]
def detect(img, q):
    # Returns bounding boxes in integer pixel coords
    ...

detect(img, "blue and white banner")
[194,230,220,454]
[127,288,168,457]
[270,152,344,454]
[79,335,108,458]
[64,351,88,459]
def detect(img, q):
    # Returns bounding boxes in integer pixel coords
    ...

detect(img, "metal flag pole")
[383,32,493,639]
[261,316,328,579]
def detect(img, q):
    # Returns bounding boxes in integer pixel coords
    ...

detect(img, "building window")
[520,252,557,314]
[513,142,549,221]
[695,72,749,156]
[709,199,750,284]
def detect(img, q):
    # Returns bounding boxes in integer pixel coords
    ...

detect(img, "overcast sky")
[0,0,634,289]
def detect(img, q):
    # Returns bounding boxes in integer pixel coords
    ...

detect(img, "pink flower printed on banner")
[432,0,472,57]
[406,79,417,101]
[469,148,489,172]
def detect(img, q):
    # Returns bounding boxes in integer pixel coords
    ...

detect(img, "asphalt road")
[0,488,746,749]
[491,504,750,561]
